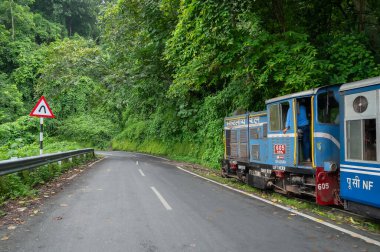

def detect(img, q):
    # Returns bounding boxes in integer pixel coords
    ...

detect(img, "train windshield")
[269,102,289,131]
[317,91,339,124]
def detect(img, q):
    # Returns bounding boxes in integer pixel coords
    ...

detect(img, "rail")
[0,148,95,176]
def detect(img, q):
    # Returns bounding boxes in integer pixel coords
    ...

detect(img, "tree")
[0,73,24,123]
[31,0,101,38]
[34,37,107,119]
[0,0,63,43]
[100,0,177,120]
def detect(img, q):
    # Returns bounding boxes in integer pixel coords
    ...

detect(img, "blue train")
[222,76,380,218]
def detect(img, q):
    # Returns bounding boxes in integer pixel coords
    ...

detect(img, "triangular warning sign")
[29,96,55,118]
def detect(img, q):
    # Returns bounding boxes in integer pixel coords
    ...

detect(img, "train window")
[346,119,377,161]
[364,119,377,161]
[317,91,339,124]
[231,130,238,143]
[269,102,289,131]
[269,105,280,131]
[225,130,231,156]
[263,124,268,138]
[251,145,260,160]
[250,128,259,139]
[347,120,362,159]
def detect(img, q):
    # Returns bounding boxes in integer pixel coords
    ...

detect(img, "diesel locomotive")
[222,76,380,219]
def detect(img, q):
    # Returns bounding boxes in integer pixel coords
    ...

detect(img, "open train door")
[313,86,342,206]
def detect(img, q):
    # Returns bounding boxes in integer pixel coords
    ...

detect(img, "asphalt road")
[1,151,379,252]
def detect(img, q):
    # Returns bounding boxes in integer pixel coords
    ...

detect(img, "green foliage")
[108,0,380,168]
[0,174,33,200]
[9,45,46,106]
[0,154,94,205]
[0,115,85,160]
[58,115,117,149]
[0,0,63,43]
[32,13,63,43]
[0,24,11,72]
[0,116,37,147]
[35,38,107,119]
[0,138,83,160]
[31,0,101,38]
[0,0,63,78]
[2,0,380,171]
[100,0,176,120]
[0,73,24,123]
[324,34,380,84]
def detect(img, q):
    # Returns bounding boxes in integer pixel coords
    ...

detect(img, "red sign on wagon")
[274,144,286,154]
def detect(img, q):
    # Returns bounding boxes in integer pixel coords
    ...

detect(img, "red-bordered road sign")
[29,96,55,118]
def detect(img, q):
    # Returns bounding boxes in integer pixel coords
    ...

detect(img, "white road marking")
[150,187,172,211]
[138,169,146,177]
[175,166,380,247]
[138,153,170,161]
[136,161,139,166]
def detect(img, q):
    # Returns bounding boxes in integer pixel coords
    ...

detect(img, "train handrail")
[0,148,95,176]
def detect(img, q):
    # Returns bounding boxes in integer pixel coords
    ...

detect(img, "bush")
[0,116,38,146]
[58,114,118,149]
[0,154,94,205]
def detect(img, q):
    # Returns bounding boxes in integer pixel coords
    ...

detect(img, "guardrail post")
[58,151,62,166]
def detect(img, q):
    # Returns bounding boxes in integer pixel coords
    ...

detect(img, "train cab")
[339,77,380,218]
[259,85,342,204]
[265,92,314,170]
[223,85,343,205]
[265,85,341,171]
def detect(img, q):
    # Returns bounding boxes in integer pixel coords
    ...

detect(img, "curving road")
[1,151,379,252]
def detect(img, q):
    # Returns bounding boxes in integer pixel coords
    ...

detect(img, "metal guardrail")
[0,148,95,176]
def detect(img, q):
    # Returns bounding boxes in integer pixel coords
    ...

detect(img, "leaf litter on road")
[1,235,9,241]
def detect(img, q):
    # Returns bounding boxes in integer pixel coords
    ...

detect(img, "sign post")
[40,117,43,155]
[29,96,55,155]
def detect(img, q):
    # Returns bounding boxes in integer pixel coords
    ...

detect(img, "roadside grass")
[112,138,214,168]
[0,138,83,161]
[0,152,96,207]
[0,138,90,206]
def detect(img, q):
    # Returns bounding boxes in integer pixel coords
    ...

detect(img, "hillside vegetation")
[1,0,380,168]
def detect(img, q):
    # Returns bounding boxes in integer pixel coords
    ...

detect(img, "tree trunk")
[272,0,286,33]
[355,0,367,32]
[10,0,15,40]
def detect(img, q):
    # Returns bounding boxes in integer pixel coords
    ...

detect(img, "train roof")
[265,84,341,104]
[224,111,267,121]
[265,89,317,104]
[339,76,380,92]
[249,111,266,117]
